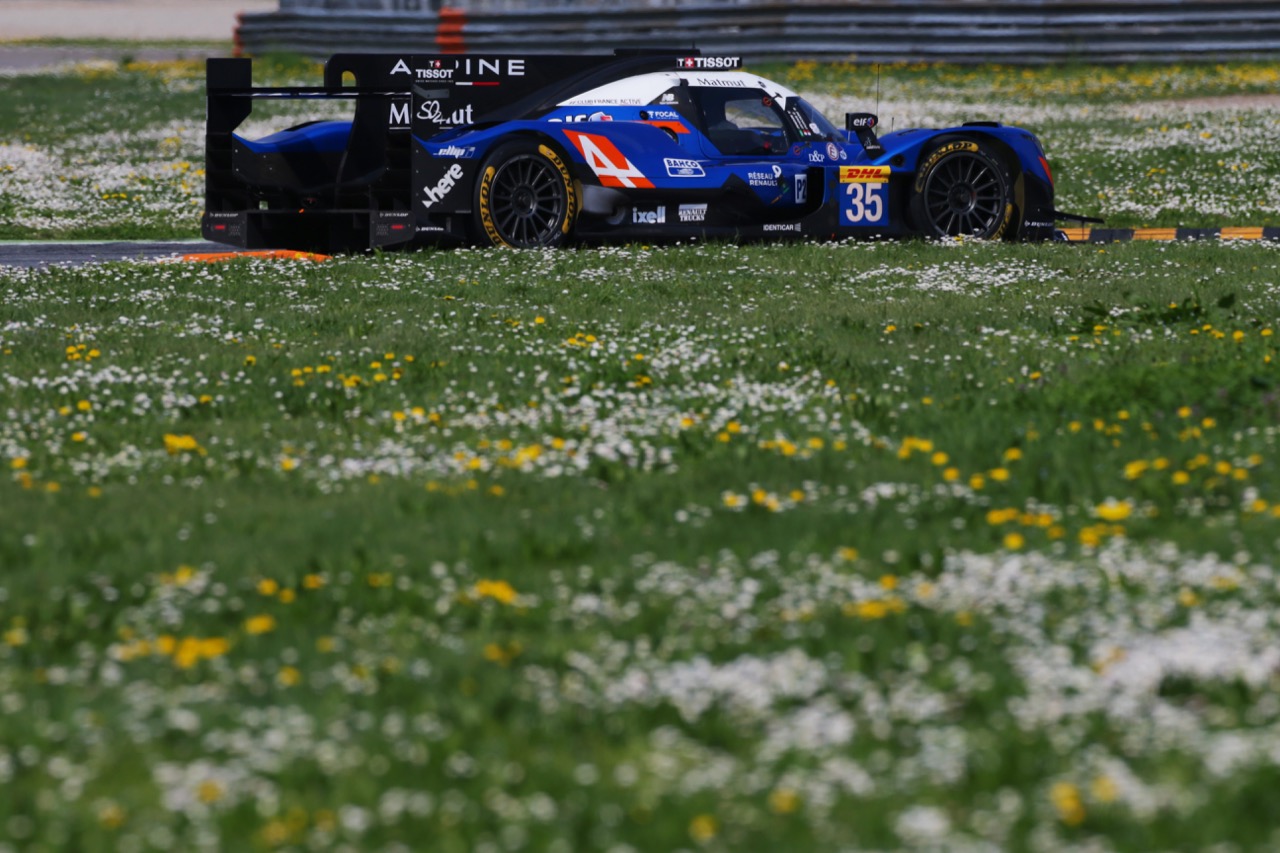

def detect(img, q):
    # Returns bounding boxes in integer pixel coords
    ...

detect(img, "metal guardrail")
[238,1,1280,64]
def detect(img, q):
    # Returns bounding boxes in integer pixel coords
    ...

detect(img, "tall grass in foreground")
[2,239,1279,850]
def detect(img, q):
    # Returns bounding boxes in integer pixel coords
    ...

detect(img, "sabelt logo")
[839,166,891,183]
[423,164,465,209]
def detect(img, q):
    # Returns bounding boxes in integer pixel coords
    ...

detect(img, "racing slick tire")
[473,140,578,248]
[909,139,1016,240]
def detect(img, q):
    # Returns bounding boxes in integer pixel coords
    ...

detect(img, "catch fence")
[236,1,1280,63]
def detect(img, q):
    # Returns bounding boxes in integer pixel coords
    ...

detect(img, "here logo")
[423,164,465,209]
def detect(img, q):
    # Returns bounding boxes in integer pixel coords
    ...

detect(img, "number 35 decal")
[842,182,886,225]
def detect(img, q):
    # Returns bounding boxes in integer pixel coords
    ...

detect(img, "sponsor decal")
[632,206,666,225]
[826,142,840,161]
[564,130,654,189]
[841,181,887,225]
[693,77,752,88]
[913,140,979,192]
[433,145,476,159]
[389,99,411,128]
[659,92,679,105]
[390,58,412,75]
[537,144,578,235]
[549,112,614,124]
[808,151,826,164]
[678,204,707,223]
[839,165,891,183]
[847,114,878,129]
[795,174,808,204]
[664,158,705,178]
[454,58,526,85]
[417,100,475,128]
[479,166,504,246]
[640,109,682,121]
[422,163,465,209]
[748,165,784,188]
[763,223,801,232]
[678,56,742,70]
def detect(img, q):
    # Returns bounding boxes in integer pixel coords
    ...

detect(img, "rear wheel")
[910,139,1015,239]
[473,141,577,248]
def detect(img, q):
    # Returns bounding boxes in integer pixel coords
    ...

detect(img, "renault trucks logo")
[678,56,742,70]
[423,164,465,209]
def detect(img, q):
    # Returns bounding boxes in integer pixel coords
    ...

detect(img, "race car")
[204,51,1082,252]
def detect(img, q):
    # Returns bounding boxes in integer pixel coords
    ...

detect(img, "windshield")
[786,97,843,142]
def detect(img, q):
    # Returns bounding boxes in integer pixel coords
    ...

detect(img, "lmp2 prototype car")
[203,51,1078,253]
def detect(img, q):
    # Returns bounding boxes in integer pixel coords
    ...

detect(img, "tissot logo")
[632,207,666,225]
[677,56,742,70]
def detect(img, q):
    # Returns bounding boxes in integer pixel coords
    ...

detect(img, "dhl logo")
[839,166,891,183]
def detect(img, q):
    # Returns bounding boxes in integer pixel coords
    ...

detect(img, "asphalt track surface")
[0,241,228,269]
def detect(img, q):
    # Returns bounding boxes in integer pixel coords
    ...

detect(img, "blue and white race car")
[204,51,1082,252]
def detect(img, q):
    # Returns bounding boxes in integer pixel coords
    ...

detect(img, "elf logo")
[632,207,666,225]
[423,164,465,209]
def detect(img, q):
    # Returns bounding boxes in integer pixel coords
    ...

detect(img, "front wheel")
[909,139,1015,239]
[473,141,578,248]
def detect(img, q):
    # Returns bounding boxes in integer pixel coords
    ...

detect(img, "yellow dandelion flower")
[689,814,718,843]
[244,614,277,635]
[768,788,801,814]
[1049,781,1086,826]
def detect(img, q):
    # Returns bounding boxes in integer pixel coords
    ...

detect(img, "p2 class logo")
[795,174,808,204]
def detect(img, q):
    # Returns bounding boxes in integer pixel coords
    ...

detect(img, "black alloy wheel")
[475,142,576,248]
[912,141,1015,239]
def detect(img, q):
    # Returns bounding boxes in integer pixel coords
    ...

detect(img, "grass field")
[2,53,1280,851]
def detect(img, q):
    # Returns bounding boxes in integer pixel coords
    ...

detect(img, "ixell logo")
[423,164,465,209]
[417,100,475,127]
[632,207,666,225]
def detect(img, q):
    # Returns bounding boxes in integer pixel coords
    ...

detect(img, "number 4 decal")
[564,130,654,189]
[842,181,886,225]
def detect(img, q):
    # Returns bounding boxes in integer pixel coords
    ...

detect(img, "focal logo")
[417,100,475,128]
[665,158,705,178]
[632,207,666,225]
[678,204,707,223]
[423,164,465,209]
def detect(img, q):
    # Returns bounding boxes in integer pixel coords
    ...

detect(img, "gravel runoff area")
[0,1,276,69]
